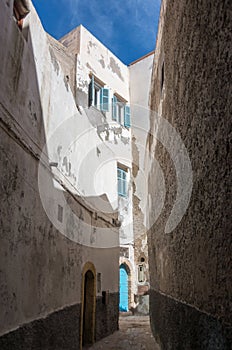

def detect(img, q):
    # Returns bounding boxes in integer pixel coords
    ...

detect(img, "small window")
[112,95,130,128]
[89,75,109,111]
[97,273,102,293]
[117,167,127,197]
[58,204,63,223]
[138,264,145,283]
[117,101,124,124]
[161,61,165,92]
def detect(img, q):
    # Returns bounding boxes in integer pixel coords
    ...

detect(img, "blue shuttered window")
[89,75,109,111]
[124,105,131,127]
[100,88,109,111]
[117,168,127,197]
[112,95,117,120]
[112,94,131,128]
[89,79,130,125]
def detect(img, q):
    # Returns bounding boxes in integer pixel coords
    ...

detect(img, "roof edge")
[128,50,155,66]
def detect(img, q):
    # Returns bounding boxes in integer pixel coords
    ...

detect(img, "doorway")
[81,263,96,348]
[119,264,129,312]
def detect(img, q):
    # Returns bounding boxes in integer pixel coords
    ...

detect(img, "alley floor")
[84,316,161,350]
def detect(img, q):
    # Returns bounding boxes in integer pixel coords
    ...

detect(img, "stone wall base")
[150,289,232,350]
[0,293,119,350]
[95,292,119,341]
[0,304,81,350]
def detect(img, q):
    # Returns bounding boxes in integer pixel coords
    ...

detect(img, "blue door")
[119,265,129,312]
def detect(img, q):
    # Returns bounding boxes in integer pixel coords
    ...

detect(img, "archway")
[81,262,96,348]
[119,264,129,312]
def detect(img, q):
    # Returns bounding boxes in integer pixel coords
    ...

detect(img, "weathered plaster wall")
[0,1,119,347]
[130,53,154,216]
[148,0,232,348]
[47,34,76,99]
[129,54,154,311]
[59,26,81,57]
[61,26,134,280]
[59,25,133,224]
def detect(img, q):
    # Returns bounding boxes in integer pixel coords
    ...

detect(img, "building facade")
[129,52,154,314]
[60,25,136,313]
[60,25,154,315]
[0,1,120,349]
[147,0,232,348]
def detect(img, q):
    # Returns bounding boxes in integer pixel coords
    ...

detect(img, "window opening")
[161,61,165,92]
[138,264,145,283]
[89,75,109,112]
[117,167,127,197]
[112,94,130,127]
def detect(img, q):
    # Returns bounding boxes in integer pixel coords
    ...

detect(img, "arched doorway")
[81,262,96,348]
[119,264,129,312]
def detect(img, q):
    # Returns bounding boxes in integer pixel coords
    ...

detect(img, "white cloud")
[63,0,161,62]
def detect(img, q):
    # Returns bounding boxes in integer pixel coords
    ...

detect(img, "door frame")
[80,262,96,349]
[119,258,134,311]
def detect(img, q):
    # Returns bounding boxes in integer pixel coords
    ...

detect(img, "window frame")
[138,264,145,283]
[124,105,131,127]
[112,94,130,127]
[117,167,127,197]
[94,81,102,108]
[100,88,109,112]
[89,75,109,112]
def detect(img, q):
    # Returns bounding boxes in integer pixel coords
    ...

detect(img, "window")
[89,75,109,111]
[97,273,102,293]
[112,95,130,127]
[117,167,127,197]
[100,88,109,111]
[161,61,165,92]
[57,204,63,223]
[138,264,145,283]
[124,105,131,127]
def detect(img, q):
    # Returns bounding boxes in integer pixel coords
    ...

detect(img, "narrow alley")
[0,1,231,349]
[84,316,160,350]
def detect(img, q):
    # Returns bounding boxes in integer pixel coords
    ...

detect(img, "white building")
[58,25,154,313]
[60,25,135,311]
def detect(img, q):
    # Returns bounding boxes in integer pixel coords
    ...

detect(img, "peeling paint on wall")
[86,62,96,75]
[49,47,59,75]
[109,57,124,82]
[99,55,106,69]
[87,40,97,54]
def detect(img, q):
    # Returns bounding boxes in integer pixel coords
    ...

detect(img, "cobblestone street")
[84,316,160,350]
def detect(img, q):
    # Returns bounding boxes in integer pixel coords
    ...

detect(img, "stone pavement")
[84,316,161,350]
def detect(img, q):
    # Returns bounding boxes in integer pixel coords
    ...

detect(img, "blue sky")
[31,0,161,65]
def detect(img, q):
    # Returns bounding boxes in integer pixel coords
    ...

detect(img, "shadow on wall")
[0,7,116,349]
